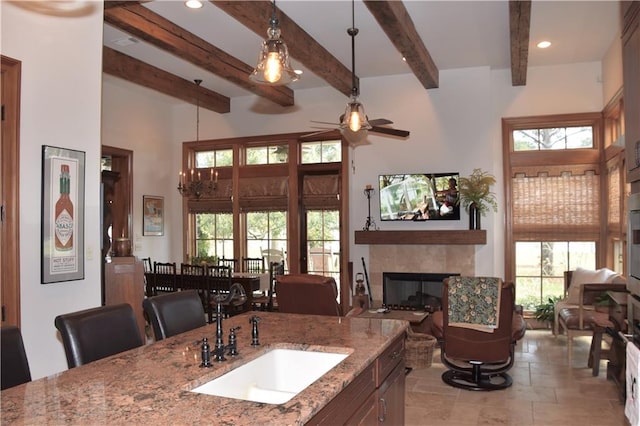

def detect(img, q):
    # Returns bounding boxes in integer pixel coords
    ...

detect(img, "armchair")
[555,268,627,363]
[437,277,526,391]
[276,274,341,316]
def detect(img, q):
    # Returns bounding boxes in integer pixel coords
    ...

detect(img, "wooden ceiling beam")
[509,0,531,86]
[104,3,294,106]
[103,47,230,114]
[363,0,438,89]
[104,1,143,10]
[211,0,354,98]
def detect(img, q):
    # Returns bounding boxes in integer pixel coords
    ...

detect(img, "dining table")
[145,271,266,322]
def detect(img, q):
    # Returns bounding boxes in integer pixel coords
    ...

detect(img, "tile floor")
[405,330,628,425]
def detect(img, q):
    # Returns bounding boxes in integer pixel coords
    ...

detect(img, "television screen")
[378,173,460,221]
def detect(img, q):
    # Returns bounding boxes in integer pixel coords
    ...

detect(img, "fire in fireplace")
[383,272,459,311]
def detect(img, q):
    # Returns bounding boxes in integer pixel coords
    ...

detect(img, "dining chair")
[141,257,153,296]
[54,303,143,369]
[261,248,284,266]
[206,265,232,321]
[152,261,177,295]
[217,258,238,273]
[180,263,207,308]
[142,257,152,273]
[1,325,32,390]
[142,290,207,341]
[253,260,284,311]
[242,257,265,274]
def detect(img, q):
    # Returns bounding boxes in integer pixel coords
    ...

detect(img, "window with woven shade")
[503,113,604,310]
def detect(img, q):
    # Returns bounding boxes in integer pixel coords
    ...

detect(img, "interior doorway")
[100,146,133,304]
[1,55,21,327]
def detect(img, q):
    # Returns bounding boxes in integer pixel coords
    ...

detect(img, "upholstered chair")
[1,325,32,390]
[276,274,341,316]
[143,290,207,341]
[54,303,143,369]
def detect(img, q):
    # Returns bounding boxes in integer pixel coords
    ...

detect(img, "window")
[246,211,287,262]
[515,241,595,310]
[306,210,340,286]
[195,148,233,167]
[301,140,341,163]
[246,144,289,165]
[513,126,593,151]
[503,113,603,309]
[194,213,233,260]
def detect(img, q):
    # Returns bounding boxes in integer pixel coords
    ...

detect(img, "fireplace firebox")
[383,272,459,311]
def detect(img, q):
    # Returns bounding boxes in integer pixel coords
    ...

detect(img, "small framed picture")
[143,195,164,236]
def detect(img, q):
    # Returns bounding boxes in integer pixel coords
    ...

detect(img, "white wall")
[602,28,624,104]
[1,2,104,379]
[101,76,178,263]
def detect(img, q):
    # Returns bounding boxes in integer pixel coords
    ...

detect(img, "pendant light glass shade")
[342,95,371,133]
[249,2,298,85]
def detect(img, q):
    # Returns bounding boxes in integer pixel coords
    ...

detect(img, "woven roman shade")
[607,162,620,227]
[187,179,233,213]
[238,176,288,212]
[512,170,600,239]
[302,174,340,209]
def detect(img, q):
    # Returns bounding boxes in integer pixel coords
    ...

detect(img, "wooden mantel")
[354,230,486,245]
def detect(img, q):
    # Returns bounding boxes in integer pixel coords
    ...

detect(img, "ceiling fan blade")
[311,120,341,126]
[370,126,410,138]
[368,118,393,126]
[300,129,335,139]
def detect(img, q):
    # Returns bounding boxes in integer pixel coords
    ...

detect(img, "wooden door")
[1,55,21,326]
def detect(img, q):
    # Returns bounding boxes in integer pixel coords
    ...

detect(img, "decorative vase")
[468,202,481,230]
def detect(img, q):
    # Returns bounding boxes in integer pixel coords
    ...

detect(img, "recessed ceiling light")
[113,37,139,47]
[185,0,203,9]
[537,41,551,49]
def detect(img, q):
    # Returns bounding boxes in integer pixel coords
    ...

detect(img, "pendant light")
[340,0,371,133]
[249,0,299,85]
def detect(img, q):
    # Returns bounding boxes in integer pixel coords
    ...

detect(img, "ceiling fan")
[304,0,410,146]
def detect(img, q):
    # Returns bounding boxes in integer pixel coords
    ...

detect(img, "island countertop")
[1,312,408,425]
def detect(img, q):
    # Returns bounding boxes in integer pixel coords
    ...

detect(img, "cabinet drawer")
[376,335,404,386]
[307,363,376,425]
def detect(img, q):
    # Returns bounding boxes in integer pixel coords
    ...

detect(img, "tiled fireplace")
[366,244,476,307]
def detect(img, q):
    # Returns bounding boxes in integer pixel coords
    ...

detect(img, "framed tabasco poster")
[41,145,85,284]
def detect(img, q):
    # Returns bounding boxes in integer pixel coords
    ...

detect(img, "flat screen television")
[378,173,460,221]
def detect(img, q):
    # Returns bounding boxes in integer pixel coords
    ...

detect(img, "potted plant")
[533,296,562,328]
[458,168,498,229]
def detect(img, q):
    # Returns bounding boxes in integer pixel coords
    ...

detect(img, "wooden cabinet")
[623,1,640,182]
[309,334,406,425]
[104,257,145,338]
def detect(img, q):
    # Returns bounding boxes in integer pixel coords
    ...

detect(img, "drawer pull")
[378,397,387,422]
[389,350,400,360]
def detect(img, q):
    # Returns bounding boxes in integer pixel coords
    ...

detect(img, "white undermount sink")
[190,348,350,404]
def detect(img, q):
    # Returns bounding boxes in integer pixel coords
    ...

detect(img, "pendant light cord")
[348,0,358,97]
[194,79,202,142]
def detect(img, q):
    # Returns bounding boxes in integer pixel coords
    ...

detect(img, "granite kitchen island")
[1,312,407,425]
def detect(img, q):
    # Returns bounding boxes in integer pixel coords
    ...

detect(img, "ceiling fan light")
[342,98,371,133]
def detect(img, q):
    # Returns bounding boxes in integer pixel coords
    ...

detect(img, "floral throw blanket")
[447,276,502,333]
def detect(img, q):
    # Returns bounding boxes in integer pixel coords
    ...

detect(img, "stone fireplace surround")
[366,244,476,307]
